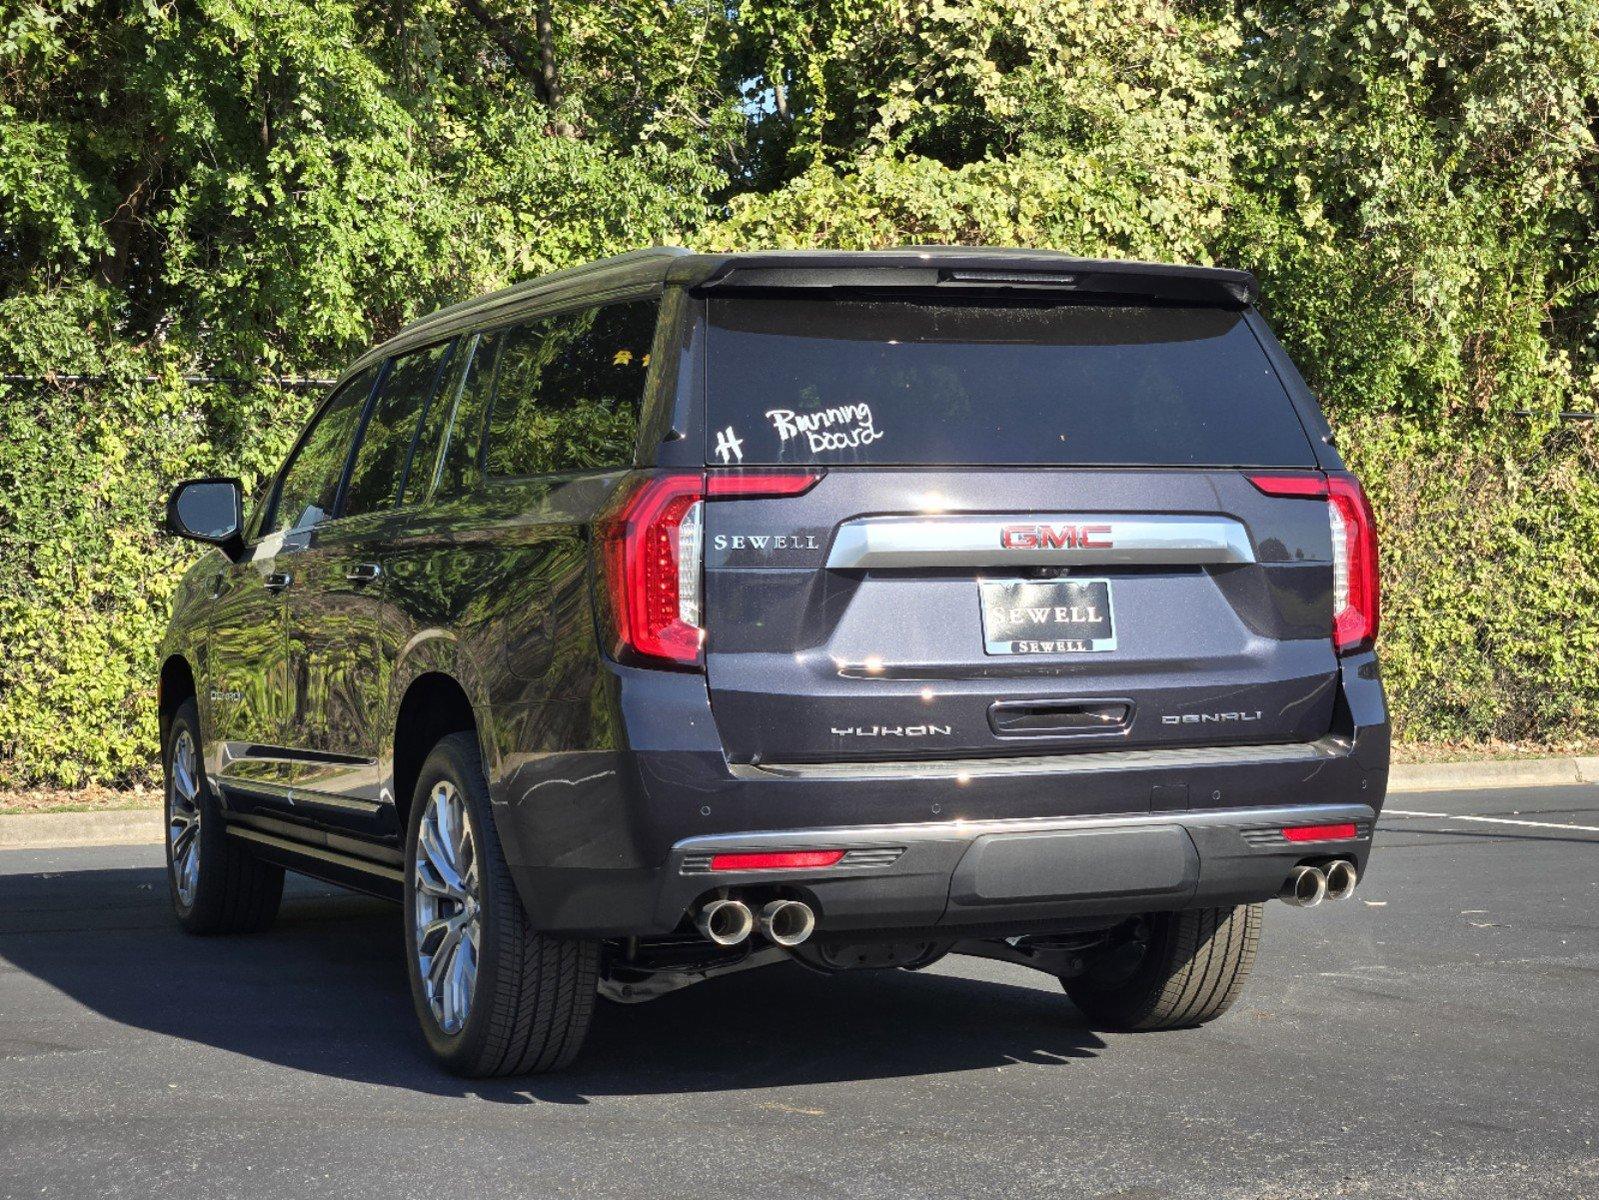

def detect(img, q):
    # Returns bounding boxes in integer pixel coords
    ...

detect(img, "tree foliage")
[1,0,1597,784]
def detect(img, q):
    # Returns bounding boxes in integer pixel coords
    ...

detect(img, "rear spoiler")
[671,250,1257,307]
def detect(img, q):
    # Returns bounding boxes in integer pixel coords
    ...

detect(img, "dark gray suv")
[158,247,1387,1076]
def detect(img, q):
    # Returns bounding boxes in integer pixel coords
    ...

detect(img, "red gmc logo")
[1000,523,1114,550]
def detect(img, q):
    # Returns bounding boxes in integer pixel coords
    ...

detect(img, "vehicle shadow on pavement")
[0,864,1107,1102]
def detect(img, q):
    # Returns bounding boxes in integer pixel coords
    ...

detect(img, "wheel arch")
[158,653,198,754]
[391,671,484,832]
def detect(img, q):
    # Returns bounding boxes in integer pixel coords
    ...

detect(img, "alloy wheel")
[167,729,202,907]
[413,780,482,1035]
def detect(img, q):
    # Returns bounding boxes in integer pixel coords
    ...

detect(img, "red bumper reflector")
[1282,822,1358,842]
[708,850,846,872]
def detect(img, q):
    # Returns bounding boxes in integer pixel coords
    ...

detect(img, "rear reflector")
[708,850,846,871]
[1282,823,1358,843]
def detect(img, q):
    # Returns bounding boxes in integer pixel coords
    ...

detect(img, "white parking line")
[1382,809,1599,834]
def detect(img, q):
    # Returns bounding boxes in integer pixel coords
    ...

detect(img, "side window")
[483,299,657,477]
[407,331,496,506]
[342,340,453,518]
[267,366,378,537]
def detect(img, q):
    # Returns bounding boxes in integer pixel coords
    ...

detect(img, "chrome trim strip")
[825,514,1255,569]
[731,739,1343,782]
[224,825,406,882]
[672,802,1378,856]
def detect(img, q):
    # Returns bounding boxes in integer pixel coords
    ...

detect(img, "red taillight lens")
[1326,473,1379,654]
[708,850,846,871]
[1247,470,1380,656]
[706,470,823,498]
[598,474,705,668]
[1282,822,1358,842]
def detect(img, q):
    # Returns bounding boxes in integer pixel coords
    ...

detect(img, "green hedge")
[2,0,1596,786]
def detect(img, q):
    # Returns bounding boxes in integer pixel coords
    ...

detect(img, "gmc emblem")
[1000,523,1114,550]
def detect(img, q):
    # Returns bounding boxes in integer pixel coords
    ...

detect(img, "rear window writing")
[704,298,1316,467]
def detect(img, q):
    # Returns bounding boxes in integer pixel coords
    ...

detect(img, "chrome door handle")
[263,571,293,593]
[345,562,382,584]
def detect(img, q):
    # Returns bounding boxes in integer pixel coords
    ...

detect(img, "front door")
[216,365,379,822]
[205,534,293,793]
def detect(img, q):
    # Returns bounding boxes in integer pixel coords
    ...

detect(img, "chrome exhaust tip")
[695,898,754,946]
[1323,859,1358,901]
[1280,864,1328,908]
[756,899,816,947]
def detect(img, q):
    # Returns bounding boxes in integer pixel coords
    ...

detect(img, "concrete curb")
[0,809,163,851]
[1388,756,1599,793]
[1,756,1596,849]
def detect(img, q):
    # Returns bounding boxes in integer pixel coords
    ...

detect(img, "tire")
[163,698,284,934]
[402,731,599,1076]
[1063,904,1262,1031]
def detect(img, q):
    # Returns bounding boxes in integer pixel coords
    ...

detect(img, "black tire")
[163,698,284,934]
[1064,904,1261,1031]
[402,732,599,1076]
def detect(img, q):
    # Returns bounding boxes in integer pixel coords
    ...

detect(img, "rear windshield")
[704,297,1316,467]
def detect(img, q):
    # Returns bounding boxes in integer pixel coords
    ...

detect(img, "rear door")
[698,294,1339,767]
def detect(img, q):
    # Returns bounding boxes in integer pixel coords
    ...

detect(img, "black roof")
[351,245,1258,375]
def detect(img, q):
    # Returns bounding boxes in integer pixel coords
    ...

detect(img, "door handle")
[263,571,293,593]
[208,572,226,600]
[345,562,382,585]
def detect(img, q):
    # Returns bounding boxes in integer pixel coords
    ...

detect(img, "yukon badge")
[831,724,954,738]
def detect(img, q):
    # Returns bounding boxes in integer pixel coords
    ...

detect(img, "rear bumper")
[492,655,1389,937]
[506,797,1376,937]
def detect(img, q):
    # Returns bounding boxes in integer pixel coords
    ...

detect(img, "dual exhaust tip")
[1280,860,1359,908]
[694,898,815,948]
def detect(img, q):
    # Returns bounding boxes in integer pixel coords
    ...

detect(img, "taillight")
[598,474,706,668]
[1326,472,1379,654]
[1248,470,1380,656]
[597,469,825,669]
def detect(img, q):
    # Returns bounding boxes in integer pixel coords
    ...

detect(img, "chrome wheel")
[413,780,481,1035]
[167,729,202,908]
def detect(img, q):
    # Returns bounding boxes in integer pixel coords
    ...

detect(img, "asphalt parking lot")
[1,784,1595,1200]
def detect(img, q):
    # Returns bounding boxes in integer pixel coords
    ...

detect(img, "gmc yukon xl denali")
[158,247,1387,1076]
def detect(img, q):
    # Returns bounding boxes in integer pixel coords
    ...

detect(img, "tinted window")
[484,300,656,477]
[343,341,452,518]
[704,298,1316,467]
[268,367,377,536]
[431,331,501,501]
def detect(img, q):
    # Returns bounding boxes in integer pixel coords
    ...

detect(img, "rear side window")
[704,298,1316,467]
[484,299,657,477]
[267,366,378,536]
[343,340,453,518]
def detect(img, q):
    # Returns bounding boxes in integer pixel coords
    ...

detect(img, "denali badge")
[1001,523,1113,550]
[1162,711,1263,725]
[830,725,953,738]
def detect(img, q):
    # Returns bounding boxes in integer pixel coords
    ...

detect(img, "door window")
[267,366,379,537]
[483,299,657,477]
[343,340,454,518]
[430,330,502,501]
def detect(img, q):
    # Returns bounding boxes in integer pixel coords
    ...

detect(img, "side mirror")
[166,477,245,558]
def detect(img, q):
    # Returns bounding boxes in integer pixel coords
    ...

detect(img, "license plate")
[980,578,1116,655]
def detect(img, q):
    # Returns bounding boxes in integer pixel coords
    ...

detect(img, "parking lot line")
[1382,808,1599,834]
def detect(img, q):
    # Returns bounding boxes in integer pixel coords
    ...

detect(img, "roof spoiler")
[675,250,1256,307]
